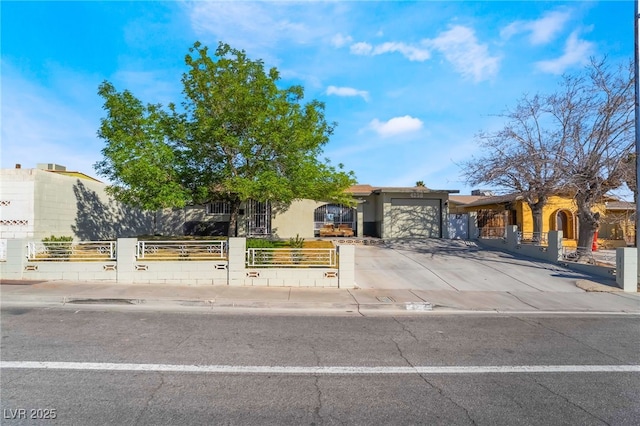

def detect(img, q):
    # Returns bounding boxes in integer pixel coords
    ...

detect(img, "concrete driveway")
[355,239,611,292]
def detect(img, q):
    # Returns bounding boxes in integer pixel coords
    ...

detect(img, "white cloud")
[368,116,423,138]
[326,85,369,101]
[184,1,339,54]
[373,42,430,62]
[501,9,572,45]
[426,26,500,82]
[349,25,497,81]
[331,33,353,48]
[536,31,594,74]
[350,42,373,55]
[350,41,430,61]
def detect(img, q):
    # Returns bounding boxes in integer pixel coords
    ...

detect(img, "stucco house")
[449,191,636,248]
[157,184,458,239]
[1,164,459,241]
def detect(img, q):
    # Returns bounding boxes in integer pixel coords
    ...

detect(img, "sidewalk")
[2,280,639,315]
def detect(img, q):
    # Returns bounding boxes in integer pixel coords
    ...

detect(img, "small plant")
[288,234,305,249]
[289,234,305,264]
[42,235,73,259]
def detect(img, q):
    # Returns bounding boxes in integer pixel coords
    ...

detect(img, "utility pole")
[636,0,640,282]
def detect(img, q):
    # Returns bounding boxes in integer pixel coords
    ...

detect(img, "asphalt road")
[1,307,639,425]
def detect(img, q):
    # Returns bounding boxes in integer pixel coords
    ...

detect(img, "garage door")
[390,198,441,238]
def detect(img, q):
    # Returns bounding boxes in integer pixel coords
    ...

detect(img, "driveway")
[355,239,610,292]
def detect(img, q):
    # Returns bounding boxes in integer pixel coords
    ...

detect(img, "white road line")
[1,362,639,375]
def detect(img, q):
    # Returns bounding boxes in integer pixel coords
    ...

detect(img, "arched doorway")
[552,209,574,239]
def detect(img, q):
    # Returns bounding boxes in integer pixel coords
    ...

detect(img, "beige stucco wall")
[271,199,326,239]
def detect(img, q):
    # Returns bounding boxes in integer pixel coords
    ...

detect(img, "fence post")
[228,237,246,286]
[338,244,355,288]
[547,231,563,262]
[116,238,137,284]
[1,239,27,280]
[616,247,637,292]
[506,226,519,247]
[469,212,479,239]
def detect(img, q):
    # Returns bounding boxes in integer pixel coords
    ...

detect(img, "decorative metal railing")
[246,248,337,268]
[518,232,548,246]
[562,247,616,265]
[27,241,116,261]
[136,240,227,260]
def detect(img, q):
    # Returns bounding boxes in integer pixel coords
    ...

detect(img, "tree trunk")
[576,205,599,261]
[228,199,242,237]
[530,204,544,235]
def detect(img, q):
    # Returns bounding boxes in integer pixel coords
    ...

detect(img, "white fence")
[136,240,227,260]
[27,241,116,261]
[2,238,353,288]
[246,248,337,268]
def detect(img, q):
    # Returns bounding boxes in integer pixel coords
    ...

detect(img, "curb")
[0,296,434,313]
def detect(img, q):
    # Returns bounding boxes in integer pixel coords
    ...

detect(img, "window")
[206,201,231,215]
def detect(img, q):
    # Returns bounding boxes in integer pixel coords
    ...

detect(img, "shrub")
[288,234,305,249]
[42,235,73,259]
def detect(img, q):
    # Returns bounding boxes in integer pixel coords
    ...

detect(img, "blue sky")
[1,1,634,195]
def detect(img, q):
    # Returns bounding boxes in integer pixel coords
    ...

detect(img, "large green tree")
[96,41,356,236]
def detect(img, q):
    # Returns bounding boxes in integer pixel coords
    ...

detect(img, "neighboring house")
[599,200,636,247]
[0,164,155,241]
[450,191,636,247]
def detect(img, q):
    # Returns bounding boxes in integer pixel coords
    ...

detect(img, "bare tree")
[462,94,566,235]
[558,58,634,252]
[464,57,634,254]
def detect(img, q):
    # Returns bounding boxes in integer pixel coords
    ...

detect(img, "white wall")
[0,168,36,239]
[1,168,155,241]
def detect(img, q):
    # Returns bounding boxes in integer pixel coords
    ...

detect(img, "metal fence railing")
[518,232,548,246]
[27,241,116,261]
[246,248,337,268]
[136,240,227,260]
[479,227,505,239]
[562,247,616,266]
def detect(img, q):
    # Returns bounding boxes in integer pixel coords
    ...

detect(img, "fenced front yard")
[2,238,354,288]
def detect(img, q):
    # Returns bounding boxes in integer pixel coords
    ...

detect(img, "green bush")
[246,238,277,249]
[42,235,73,259]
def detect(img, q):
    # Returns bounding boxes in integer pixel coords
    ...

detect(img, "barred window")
[206,201,231,215]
